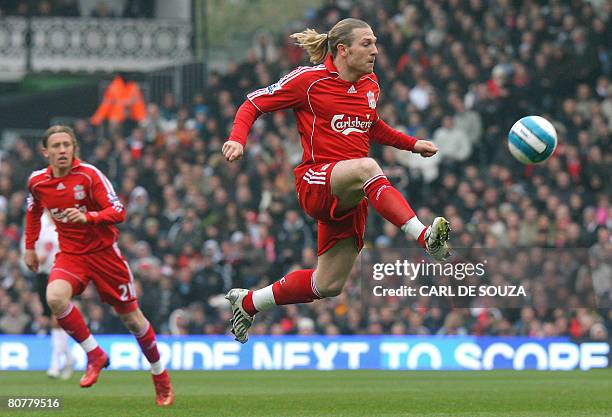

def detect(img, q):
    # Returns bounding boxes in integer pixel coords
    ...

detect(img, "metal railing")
[145,60,206,105]
[0,17,193,75]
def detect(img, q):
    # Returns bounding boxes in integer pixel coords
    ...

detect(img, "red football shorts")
[296,162,368,256]
[49,243,138,314]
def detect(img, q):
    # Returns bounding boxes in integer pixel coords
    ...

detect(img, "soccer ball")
[507,116,558,164]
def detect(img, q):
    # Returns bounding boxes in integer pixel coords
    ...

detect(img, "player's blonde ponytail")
[291,18,371,64]
[290,29,329,64]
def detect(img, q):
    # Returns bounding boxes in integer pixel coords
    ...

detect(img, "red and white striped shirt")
[25,158,125,254]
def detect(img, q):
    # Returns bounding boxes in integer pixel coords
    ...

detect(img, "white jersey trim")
[363,75,380,102]
[304,166,329,183]
[81,163,113,194]
[247,97,263,113]
[306,76,335,163]
[363,174,386,190]
[302,176,326,185]
[28,169,48,180]
[362,75,380,89]
[52,267,87,285]
[247,65,327,103]
[81,163,124,212]
[279,65,325,86]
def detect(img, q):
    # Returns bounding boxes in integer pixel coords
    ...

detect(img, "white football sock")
[49,329,63,370]
[150,360,164,375]
[311,271,322,298]
[57,329,72,366]
[80,335,99,353]
[252,285,276,312]
[402,216,427,240]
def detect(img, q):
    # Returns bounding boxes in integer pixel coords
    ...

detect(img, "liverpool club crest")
[367,90,376,109]
[74,185,86,200]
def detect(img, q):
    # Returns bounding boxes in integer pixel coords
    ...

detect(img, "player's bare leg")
[310,237,359,297]
[46,280,72,317]
[331,157,382,209]
[46,279,109,387]
[331,157,450,261]
[119,308,173,406]
[227,237,359,343]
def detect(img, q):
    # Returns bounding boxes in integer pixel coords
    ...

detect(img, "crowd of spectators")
[0,0,610,340]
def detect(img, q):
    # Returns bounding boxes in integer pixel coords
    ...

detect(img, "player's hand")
[24,249,39,272]
[64,208,87,223]
[413,140,438,157]
[222,140,244,162]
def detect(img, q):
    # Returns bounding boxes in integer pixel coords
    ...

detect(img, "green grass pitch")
[2,370,611,416]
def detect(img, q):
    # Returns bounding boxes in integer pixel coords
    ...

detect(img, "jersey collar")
[46,158,82,176]
[324,54,374,83]
[324,55,339,75]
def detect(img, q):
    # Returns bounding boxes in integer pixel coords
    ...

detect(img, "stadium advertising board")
[1,336,608,371]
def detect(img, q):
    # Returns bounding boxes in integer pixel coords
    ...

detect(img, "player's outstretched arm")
[369,118,437,157]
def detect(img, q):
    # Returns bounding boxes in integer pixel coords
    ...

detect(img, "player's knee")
[125,321,141,334]
[46,292,70,315]
[316,280,345,298]
[46,280,72,315]
[122,316,140,333]
[120,311,145,334]
[357,157,382,180]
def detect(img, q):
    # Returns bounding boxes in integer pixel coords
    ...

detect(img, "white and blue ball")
[507,116,557,164]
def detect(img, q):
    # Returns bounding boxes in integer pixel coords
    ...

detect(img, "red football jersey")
[247,55,381,176]
[25,158,125,255]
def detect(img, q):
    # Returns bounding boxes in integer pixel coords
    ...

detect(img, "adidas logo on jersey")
[347,85,357,94]
[56,182,66,190]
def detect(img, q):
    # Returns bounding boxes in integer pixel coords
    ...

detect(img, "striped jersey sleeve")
[81,163,125,225]
[246,65,325,113]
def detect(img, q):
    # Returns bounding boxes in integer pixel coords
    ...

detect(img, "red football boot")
[152,370,174,406]
[79,350,109,388]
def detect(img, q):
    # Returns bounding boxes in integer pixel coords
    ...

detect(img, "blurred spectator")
[432,116,472,163]
[0,303,30,334]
